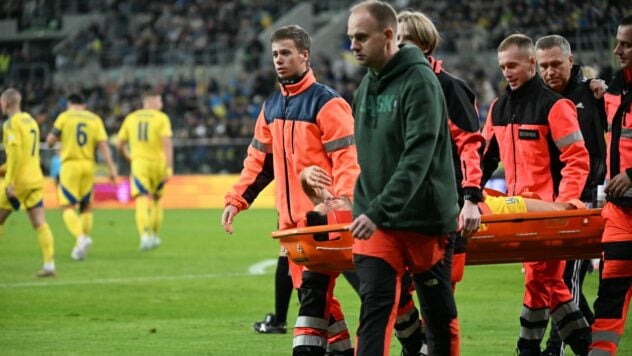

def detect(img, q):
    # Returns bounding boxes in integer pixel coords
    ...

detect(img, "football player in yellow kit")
[0,88,56,277]
[46,93,117,260]
[117,89,173,250]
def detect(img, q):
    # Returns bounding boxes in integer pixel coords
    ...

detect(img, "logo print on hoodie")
[377,95,395,113]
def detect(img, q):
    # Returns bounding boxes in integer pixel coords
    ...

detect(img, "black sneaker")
[253,313,287,334]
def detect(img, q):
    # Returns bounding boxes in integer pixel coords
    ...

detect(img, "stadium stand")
[0,0,627,175]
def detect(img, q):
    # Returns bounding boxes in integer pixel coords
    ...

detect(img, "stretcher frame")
[271,209,604,272]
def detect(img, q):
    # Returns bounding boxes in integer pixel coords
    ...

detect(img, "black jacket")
[429,56,484,206]
[560,65,607,203]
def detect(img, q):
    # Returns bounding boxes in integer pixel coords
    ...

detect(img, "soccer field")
[0,209,629,355]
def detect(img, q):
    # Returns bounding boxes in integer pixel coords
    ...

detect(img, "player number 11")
[138,121,149,141]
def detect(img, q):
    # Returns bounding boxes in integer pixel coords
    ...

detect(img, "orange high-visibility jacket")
[225,70,359,229]
[482,74,589,202]
[604,68,632,187]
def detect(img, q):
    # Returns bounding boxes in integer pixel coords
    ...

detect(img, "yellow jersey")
[52,109,108,162]
[2,112,44,189]
[118,109,172,162]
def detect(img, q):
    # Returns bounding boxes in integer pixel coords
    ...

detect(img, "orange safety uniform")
[224,69,358,230]
[224,69,359,356]
[482,74,591,355]
[590,68,632,356]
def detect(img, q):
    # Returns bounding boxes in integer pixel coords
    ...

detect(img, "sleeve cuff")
[363,208,383,227]
[462,187,484,203]
[224,195,249,212]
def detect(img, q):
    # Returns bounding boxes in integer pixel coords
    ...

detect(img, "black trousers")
[544,259,594,355]
[354,241,456,356]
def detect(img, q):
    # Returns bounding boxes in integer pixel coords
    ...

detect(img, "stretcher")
[271,209,604,272]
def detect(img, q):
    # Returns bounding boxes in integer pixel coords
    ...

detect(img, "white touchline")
[0,259,278,289]
[248,258,278,275]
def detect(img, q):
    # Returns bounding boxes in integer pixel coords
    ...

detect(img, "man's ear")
[528,55,537,67]
[302,49,310,64]
[384,27,394,42]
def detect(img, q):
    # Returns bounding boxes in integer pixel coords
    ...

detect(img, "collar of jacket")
[428,55,442,74]
[560,64,584,96]
[507,73,542,98]
[606,68,632,95]
[279,69,315,96]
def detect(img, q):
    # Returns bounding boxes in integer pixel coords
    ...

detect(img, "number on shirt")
[76,123,87,147]
[138,121,149,141]
[30,129,37,156]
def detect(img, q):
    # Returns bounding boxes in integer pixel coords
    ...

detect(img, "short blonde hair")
[498,34,535,57]
[397,10,440,55]
[0,88,21,107]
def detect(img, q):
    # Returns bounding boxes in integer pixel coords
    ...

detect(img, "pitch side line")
[0,259,278,289]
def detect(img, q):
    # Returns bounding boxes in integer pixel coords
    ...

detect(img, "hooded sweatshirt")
[352,44,459,235]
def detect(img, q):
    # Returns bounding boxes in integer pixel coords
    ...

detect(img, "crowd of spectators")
[406,0,626,52]
[44,0,628,71]
[0,0,625,174]
[0,64,283,174]
[2,0,626,74]
[53,0,299,69]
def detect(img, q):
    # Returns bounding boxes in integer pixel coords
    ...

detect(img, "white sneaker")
[36,268,56,277]
[139,235,154,251]
[37,261,56,277]
[151,236,161,249]
[71,236,93,261]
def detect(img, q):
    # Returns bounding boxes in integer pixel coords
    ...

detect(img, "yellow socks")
[36,223,55,264]
[135,195,150,236]
[62,208,83,239]
[150,200,163,236]
[80,212,93,236]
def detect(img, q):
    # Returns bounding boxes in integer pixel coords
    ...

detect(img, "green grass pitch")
[0,209,629,355]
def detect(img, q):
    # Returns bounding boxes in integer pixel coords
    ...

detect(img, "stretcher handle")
[272,223,350,239]
[271,209,601,238]
[480,208,601,224]
[316,247,353,251]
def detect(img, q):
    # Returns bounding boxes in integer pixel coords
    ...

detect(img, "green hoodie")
[352,44,458,235]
